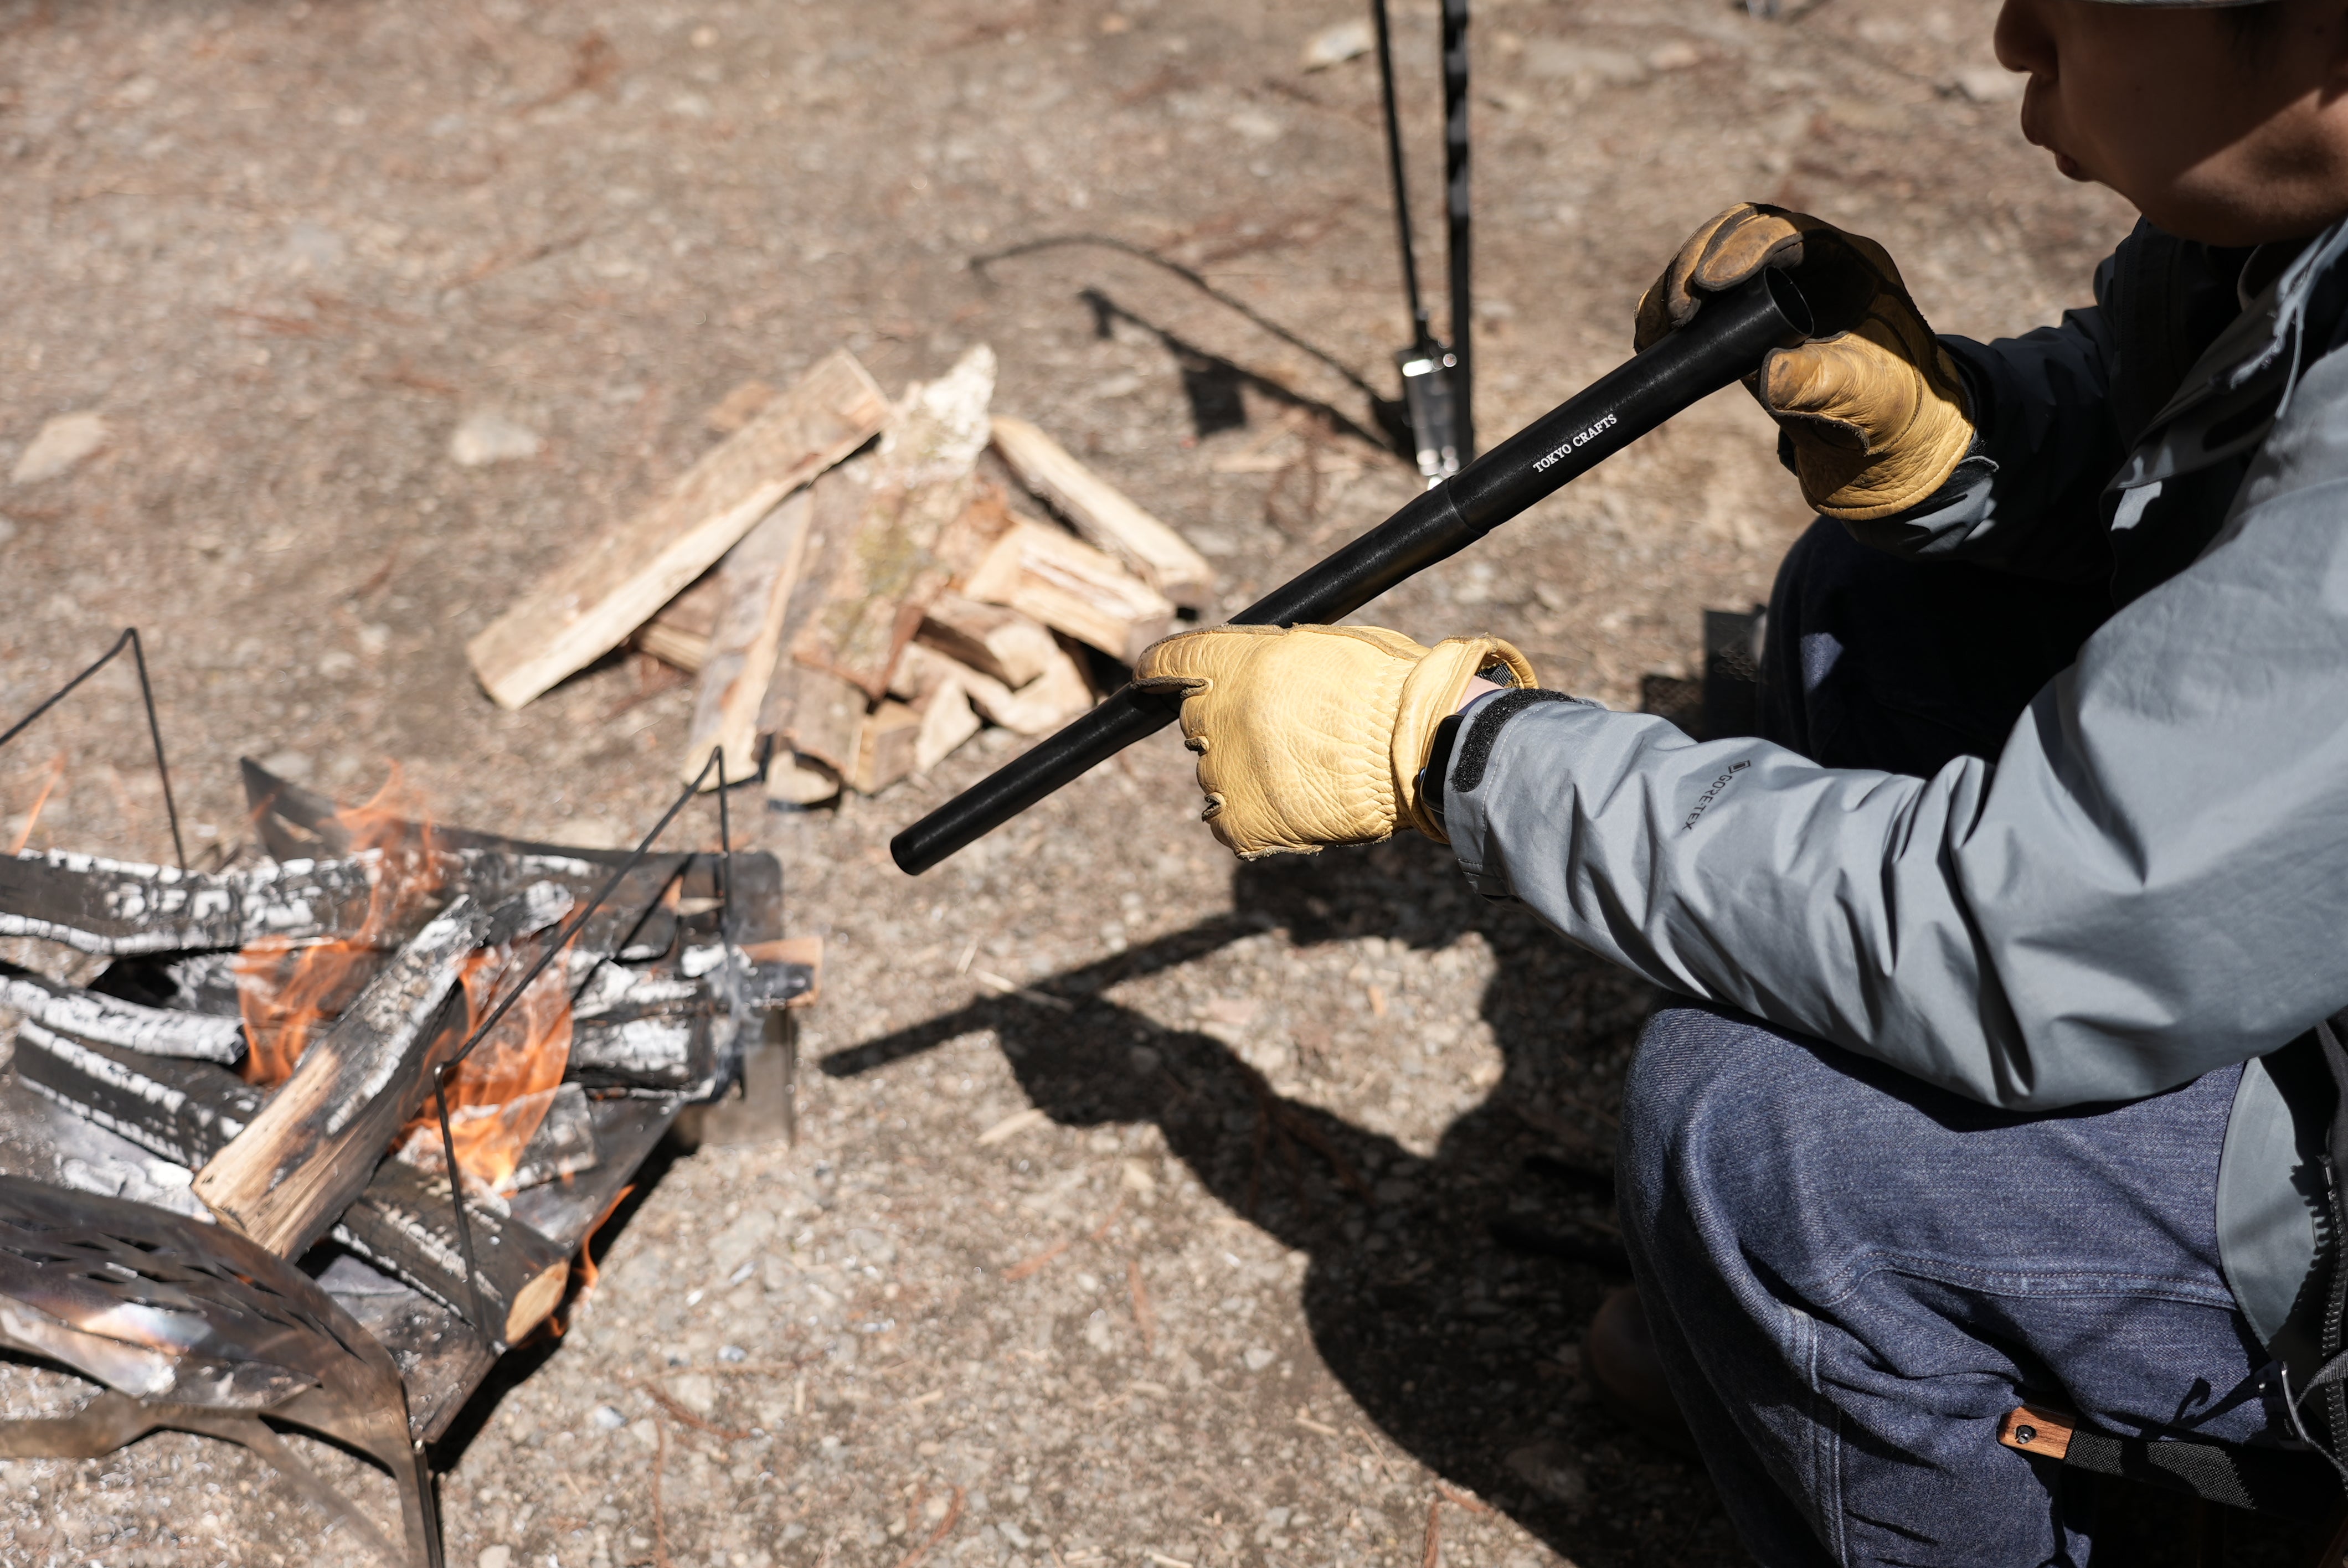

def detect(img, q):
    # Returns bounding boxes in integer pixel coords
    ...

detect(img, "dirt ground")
[0,0,2162,1563]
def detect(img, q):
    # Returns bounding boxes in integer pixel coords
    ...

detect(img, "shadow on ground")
[821,833,1738,1565]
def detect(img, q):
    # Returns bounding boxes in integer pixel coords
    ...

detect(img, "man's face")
[1994,0,2348,245]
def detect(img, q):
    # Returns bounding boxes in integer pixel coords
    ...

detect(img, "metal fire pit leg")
[0,1178,446,1566]
[0,1389,428,1567]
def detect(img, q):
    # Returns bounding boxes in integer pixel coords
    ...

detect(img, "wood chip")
[851,699,923,796]
[764,751,843,807]
[976,1106,1050,1146]
[466,349,887,710]
[991,415,1213,607]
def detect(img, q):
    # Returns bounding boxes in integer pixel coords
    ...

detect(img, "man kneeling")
[1134,0,2348,1559]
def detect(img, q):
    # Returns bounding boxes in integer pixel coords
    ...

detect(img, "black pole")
[1372,0,1432,350]
[890,269,1814,876]
[1442,0,1473,458]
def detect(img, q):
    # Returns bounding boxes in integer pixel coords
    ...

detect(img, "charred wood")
[0,959,244,1064]
[193,885,572,1258]
[13,1030,571,1343]
[0,852,380,955]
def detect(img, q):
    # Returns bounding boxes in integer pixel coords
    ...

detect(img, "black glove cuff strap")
[1420,688,1580,829]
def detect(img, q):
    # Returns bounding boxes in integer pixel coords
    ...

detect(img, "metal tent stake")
[1373,0,1470,486]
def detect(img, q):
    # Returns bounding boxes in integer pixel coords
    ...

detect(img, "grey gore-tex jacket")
[1445,218,2348,1380]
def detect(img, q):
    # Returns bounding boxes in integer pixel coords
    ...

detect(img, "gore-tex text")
[1682,759,1751,831]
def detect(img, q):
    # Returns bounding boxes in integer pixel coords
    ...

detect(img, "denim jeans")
[1619,520,2278,1566]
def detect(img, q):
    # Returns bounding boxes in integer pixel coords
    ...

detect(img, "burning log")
[239,759,782,958]
[335,1157,573,1345]
[13,1029,575,1344]
[391,1080,597,1192]
[0,850,380,955]
[508,1081,596,1188]
[14,1022,265,1168]
[193,884,573,1258]
[90,950,245,1018]
[0,958,244,1063]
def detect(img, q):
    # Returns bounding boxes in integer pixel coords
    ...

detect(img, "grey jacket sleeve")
[1444,342,2348,1112]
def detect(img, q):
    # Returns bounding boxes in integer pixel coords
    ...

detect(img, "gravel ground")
[0,0,2204,1563]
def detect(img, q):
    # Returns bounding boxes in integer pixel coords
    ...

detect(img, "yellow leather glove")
[1636,203,1974,522]
[1132,625,1536,860]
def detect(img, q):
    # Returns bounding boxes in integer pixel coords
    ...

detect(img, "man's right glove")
[1636,203,1974,522]
[1132,624,1535,860]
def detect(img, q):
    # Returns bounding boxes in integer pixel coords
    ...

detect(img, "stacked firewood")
[0,764,816,1346]
[464,345,1214,802]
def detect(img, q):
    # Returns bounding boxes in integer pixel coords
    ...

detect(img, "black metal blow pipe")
[890,268,1814,876]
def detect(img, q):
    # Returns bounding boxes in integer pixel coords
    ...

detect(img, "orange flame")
[236,766,578,1191]
[405,947,575,1192]
[234,767,446,1086]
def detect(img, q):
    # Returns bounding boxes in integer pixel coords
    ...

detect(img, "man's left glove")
[1131,624,1536,860]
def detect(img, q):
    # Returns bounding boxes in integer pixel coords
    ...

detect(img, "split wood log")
[193,885,572,1259]
[12,1030,571,1342]
[466,349,888,710]
[631,567,725,674]
[704,378,779,435]
[634,620,710,675]
[788,346,996,700]
[913,679,982,772]
[916,593,1059,688]
[955,514,1176,663]
[680,488,814,788]
[0,852,380,956]
[760,662,867,783]
[0,960,244,1064]
[852,703,922,796]
[990,415,1214,608]
[750,461,874,795]
[893,640,1095,738]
